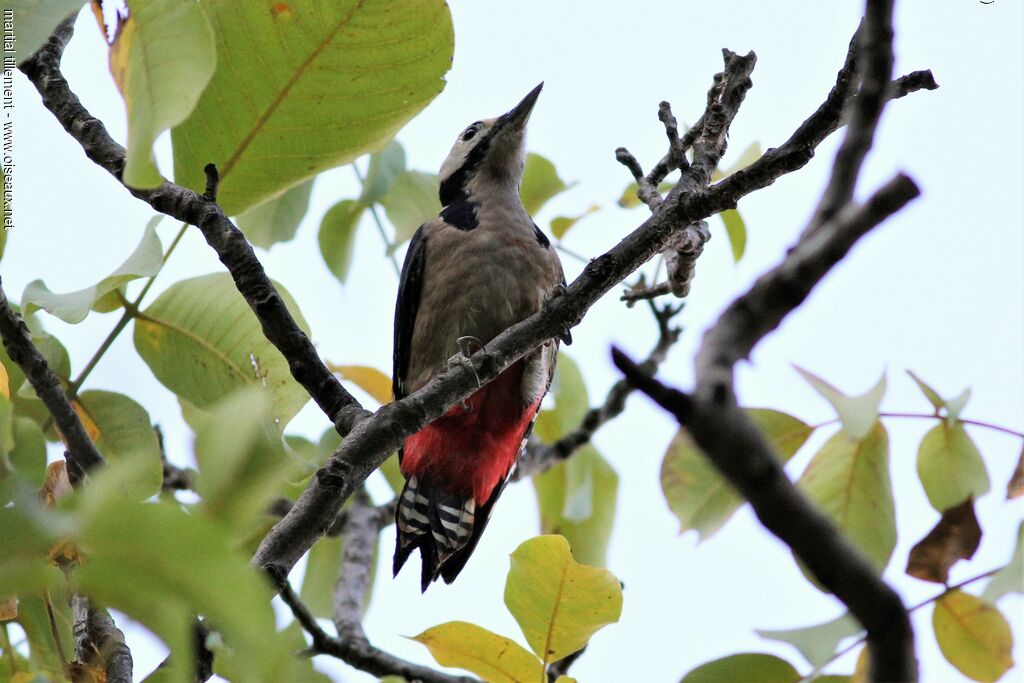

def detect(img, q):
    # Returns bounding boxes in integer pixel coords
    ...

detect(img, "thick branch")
[18,17,370,437]
[613,3,920,673]
[332,489,378,638]
[71,597,133,683]
[0,279,103,483]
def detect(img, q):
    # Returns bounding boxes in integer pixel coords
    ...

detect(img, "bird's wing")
[392,224,429,403]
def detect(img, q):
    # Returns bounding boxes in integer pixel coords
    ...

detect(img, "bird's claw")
[448,336,483,388]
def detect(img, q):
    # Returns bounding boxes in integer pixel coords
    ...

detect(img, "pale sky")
[4,1,1022,682]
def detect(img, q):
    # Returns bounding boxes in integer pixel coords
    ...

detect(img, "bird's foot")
[447,336,483,389]
[549,284,573,345]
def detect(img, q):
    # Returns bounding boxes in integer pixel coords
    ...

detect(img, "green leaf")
[0,417,47,504]
[171,0,453,215]
[236,178,316,250]
[520,153,574,216]
[797,423,896,575]
[300,534,342,619]
[534,354,588,444]
[412,621,542,683]
[533,445,618,567]
[916,421,990,511]
[76,491,293,683]
[795,367,886,440]
[21,217,163,323]
[661,409,812,540]
[933,590,1014,683]
[108,0,216,187]
[756,612,863,669]
[681,653,800,683]
[720,209,747,262]
[381,170,441,249]
[74,390,163,501]
[318,200,365,285]
[983,521,1024,602]
[133,272,311,426]
[550,205,599,240]
[504,535,622,665]
[192,388,299,535]
[6,1,86,63]
[907,371,971,424]
[360,140,407,204]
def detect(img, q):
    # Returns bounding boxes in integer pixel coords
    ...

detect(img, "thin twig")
[275,574,474,683]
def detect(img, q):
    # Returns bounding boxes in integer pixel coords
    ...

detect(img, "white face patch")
[438,117,498,186]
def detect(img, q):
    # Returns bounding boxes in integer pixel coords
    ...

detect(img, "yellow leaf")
[328,364,392,405]
[933,590,1014,682]
[411,621,542,683]
[504,535,622,666]
[0,361,8,398]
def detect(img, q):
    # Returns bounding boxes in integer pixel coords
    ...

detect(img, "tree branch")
[275,573,472,683]
[22,19,936,654]
[250,20,935,582]
[0,279,103,483]
[611,1,921,677]
[18,17,370,437]
[71,596,133,683]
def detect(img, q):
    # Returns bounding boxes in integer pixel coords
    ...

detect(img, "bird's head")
[438,83,543,206]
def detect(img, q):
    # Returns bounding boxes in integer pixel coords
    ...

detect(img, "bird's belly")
[401,361,536,502]
[408,228,554,389]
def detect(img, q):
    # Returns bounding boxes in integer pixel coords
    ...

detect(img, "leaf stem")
[352,163,402,277]
[42,590,71,681]
[809,412,1024,439]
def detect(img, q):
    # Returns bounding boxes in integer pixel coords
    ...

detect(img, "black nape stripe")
[438,128,497,206]
[532,221,550,248]
[440,200,479,231]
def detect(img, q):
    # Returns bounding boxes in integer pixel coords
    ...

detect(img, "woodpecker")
[392,83,566,591]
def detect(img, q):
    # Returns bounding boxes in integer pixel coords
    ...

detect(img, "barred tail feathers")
[393,475,478,591]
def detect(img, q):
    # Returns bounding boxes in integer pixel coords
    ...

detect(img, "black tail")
[393,474,509,591]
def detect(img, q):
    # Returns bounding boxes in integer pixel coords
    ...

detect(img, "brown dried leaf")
[0,595,17,620]
[906,498,981,583]
[40,460,73,506]
[1006,444,1024,499]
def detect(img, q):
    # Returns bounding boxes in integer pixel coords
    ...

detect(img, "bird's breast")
[407,214,561,392]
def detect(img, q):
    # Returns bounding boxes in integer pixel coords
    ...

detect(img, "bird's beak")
[499,82,543,130]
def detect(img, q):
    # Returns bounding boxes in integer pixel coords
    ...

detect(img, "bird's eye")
[461,124,480,141]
